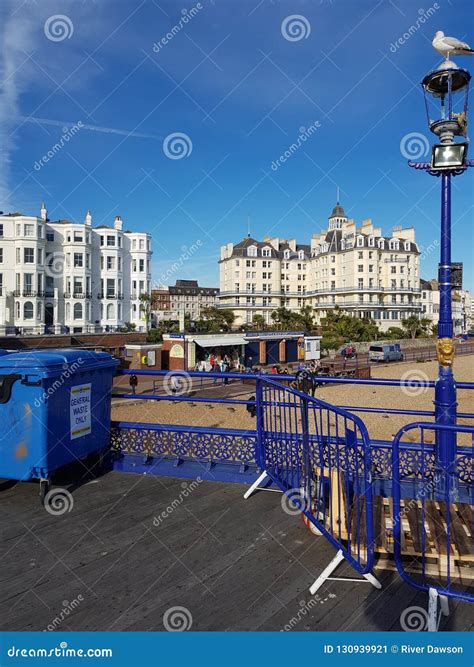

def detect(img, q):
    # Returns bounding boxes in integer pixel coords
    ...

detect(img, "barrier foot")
[309,549,381,596]
[427,587,450,632]
[243,470,269,499]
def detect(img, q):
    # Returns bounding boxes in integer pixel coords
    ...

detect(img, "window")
[23,301,34,319]
[107,303,115,319]
[73,303,83,320]
[74,253,83,268]
[74,232,83,242]
[356,236,364,247]
[358,251,363,259]
[139,259,145,272]
[247,246,257,257]
[139,239,144,250]
[107,256,114,270]
[391,266,396,274]
[106,279,115,297]
[107,235,115,247]
[0,249,2,263]
[46,231,54,242]
[0,224,3,237]
[24,248,34,263]
[24,224,35,237]
[358,264,363,272]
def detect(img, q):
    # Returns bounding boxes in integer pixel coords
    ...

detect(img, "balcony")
[98,293,124,300]
[64,292,92,299]
[13,290,44,298]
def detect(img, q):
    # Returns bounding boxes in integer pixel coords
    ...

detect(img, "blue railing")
[392,422,474,603]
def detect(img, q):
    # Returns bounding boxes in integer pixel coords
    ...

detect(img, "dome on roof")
[329,202,347,219]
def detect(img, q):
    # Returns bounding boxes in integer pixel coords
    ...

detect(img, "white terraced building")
[0,204,152,334]
[219,201,422,331]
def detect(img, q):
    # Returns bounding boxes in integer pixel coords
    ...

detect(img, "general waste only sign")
[70,383,92,440]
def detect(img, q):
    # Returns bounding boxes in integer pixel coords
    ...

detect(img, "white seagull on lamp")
[433,31,474,64]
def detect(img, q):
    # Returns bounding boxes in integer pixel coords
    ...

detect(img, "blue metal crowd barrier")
[392,422,474,604]
[110,367,473,611]
[257,377,375,576]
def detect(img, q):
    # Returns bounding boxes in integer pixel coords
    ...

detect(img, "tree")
[252,314,266,331]
[199,306,235,332]
[401,315,432,340]
[271,307,299,330]
[385,326,406,340]
[298,305,315,331]
[139,294,152,332]
[320,307,380,351]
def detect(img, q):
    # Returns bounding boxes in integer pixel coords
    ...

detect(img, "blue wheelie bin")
[0,349,118,500]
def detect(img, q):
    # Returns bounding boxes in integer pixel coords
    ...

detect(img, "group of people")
[340,344,357,359]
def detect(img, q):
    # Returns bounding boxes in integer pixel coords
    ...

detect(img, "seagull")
[432,31,474,60]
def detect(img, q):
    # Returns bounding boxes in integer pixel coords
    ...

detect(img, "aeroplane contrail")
[18,115,163,140]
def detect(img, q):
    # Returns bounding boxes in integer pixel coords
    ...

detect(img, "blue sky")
[1,0,473,289]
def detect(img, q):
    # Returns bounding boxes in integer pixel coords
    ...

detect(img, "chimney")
[85,209,92,226]
[40,202,47,221]
[114,215,123,231]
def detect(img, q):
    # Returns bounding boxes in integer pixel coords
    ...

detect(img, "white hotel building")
[219,201,422,331]
[0,204,152,334]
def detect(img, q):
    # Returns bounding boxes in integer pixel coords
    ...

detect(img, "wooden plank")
[438,502,472,559]
[406,503,424,555]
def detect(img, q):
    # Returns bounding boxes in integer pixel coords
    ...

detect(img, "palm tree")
[252,314,266,331]
[401,315,432,340]
[139,293,152,332]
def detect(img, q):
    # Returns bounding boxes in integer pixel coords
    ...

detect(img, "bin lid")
[0,348,118,378]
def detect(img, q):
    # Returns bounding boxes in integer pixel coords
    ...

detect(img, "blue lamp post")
[409,63,472,492]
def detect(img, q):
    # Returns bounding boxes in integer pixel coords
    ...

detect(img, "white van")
[369,343,404,362]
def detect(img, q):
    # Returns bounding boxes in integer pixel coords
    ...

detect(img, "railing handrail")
[116,368,474,390]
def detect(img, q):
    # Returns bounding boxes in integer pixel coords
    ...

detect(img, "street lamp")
[410,62,473,493]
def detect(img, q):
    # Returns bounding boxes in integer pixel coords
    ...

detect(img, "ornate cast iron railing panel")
[111,422,257,466]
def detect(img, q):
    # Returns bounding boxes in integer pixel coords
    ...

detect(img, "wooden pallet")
[324,488,474,583]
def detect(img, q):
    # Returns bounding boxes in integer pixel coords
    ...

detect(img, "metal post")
[434,172,457,487]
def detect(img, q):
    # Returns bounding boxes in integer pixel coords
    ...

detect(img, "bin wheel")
[39,479,50,505]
